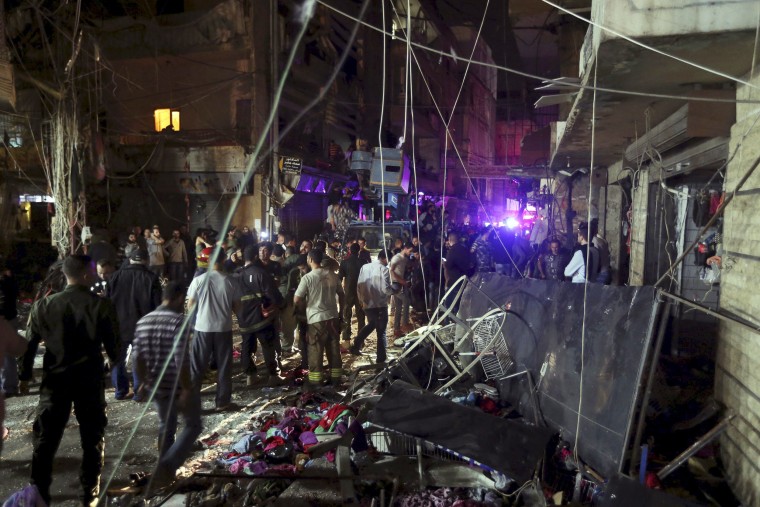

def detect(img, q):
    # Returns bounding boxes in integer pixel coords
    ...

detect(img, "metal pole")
[656,416,734,480]
[660,290,760,337]
[416,438,425,489]
[268,0,279,235]
[627,298,669,475]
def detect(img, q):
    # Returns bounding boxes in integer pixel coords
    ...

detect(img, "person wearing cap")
[133,282,201,493]
[294,249,344,389]
[106,248,162,401]
[350,249,394,362]
[234,245,285,387]
[187,248,241,411]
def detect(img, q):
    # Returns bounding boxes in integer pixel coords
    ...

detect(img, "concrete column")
[249,0,275,231]
[604,185,623,284]
[628,171,649,286]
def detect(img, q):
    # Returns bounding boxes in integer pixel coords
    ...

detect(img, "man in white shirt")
[350,250,394,363]
[564,226,599,284]
[187,254,240,411]
[294,249,344,389]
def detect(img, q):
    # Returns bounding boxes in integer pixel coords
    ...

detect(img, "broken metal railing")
[469,312,514,380]
[344,275,521,399]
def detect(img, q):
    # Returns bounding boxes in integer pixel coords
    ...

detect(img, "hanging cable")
[106,140,164,180]
[540,0,759,90]
[378,0,387,249]
[387,0,524,282]
[408,52,431,317]
[401,0,410,142]
[439,133,448,302]
[401,30,525,276]
[653,149,760,288]
[100,3,373,499]
[317,0,760,105]
[573,58,599,462]
[99,9,316,499]
[445,0,491,127]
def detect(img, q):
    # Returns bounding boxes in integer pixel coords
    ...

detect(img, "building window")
[154,109,180,132]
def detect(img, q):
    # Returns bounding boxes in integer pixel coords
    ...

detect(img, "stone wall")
[715,70,760,507]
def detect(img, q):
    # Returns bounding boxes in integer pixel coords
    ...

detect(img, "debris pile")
[110,275,739,506]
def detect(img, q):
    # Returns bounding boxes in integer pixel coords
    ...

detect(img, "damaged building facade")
[0,0,550,250]
[0,0,759,505]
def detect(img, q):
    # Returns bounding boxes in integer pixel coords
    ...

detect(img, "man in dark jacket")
[20,255,120,506]
[338,242,367,342]
[443,231,471,290]
[107,248,162,400]
[235,245,284,386]
[442,232,471,315]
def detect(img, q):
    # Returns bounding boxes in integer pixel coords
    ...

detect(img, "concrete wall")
[592,0,759,42]
[604,183,624,284]
[232,173,265,231]
[628,170,649,286]
[605,161,631,285]
[715,70,760,507]
[106,55,246,135]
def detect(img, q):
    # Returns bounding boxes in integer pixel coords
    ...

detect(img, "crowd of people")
[0,207,613,504]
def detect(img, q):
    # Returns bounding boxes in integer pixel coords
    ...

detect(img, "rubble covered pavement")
[1,275,743,506]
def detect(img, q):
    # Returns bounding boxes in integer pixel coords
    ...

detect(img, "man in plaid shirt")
[133,282,202,492]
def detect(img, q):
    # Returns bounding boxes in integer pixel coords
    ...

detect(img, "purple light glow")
[506,217,520,229]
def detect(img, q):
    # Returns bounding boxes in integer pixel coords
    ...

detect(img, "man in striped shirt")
[133,282,202,492]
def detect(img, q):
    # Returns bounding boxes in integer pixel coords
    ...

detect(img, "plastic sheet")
[369,380,556,482]
[458,274,660,477]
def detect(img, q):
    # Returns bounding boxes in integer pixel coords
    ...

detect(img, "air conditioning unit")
[349,150,372,172]
[370,147,410,194]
